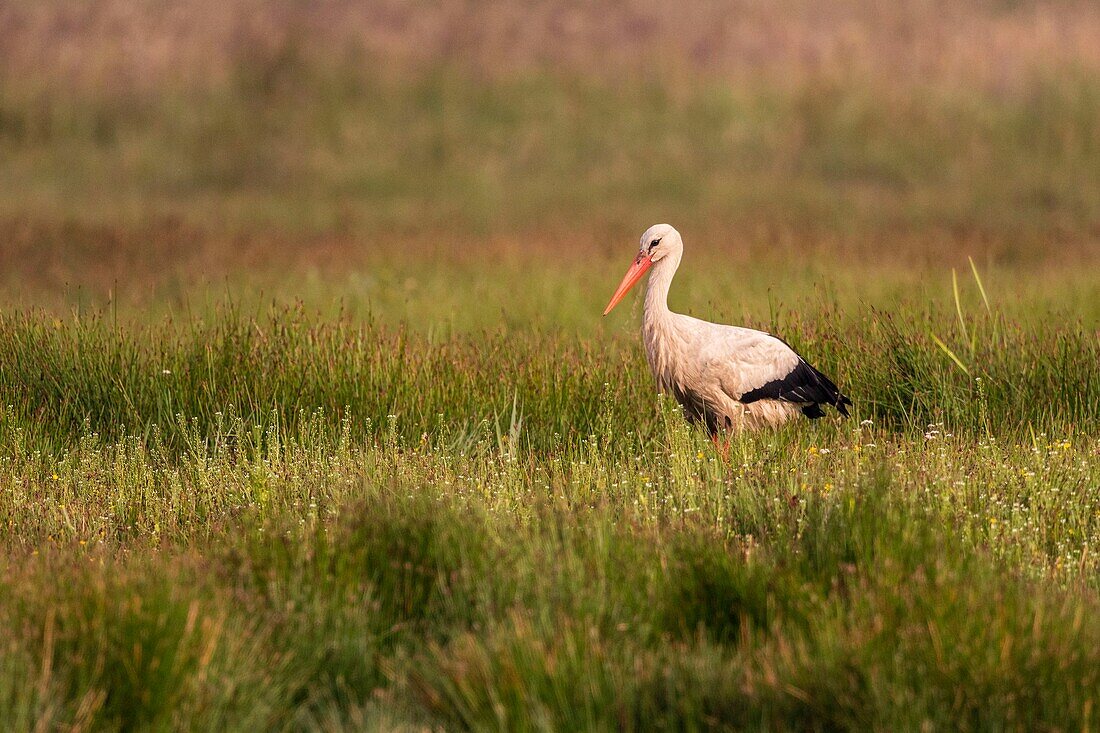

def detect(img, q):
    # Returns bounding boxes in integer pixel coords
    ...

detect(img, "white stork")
[603,224,851,434]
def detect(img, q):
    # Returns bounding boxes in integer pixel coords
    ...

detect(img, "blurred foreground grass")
[1,401,1098,729]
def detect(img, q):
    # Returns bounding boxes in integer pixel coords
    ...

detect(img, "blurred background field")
[1,2,1100,730]
[3,0,1100,310]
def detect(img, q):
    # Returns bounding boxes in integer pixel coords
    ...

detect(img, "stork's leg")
[711,432,731,462]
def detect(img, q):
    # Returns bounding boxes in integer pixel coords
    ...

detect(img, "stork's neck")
[641,250,683,385]
[643,251,681,324]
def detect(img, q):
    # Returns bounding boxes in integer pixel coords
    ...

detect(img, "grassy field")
[2,1,1100,730]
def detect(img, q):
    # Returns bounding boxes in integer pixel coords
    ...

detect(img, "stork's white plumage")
[604,224,851,433]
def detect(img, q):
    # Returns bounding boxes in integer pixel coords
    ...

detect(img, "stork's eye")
[649,238,662,249]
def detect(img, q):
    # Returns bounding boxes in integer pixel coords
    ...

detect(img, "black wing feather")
[739,354,851,420]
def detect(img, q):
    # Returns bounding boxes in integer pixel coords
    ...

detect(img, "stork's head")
[602,224,682,315]
[637,223,682,263]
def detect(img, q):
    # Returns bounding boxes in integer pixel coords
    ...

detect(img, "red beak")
[603,252,653,315]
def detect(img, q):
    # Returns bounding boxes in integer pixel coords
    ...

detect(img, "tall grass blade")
[952,268,970,348]
[968,257,992,316]
[930,332,971,376]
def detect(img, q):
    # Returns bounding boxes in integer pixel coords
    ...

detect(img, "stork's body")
[605,224,850,433]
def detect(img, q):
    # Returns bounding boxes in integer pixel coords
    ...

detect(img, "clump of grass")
[0,558,255,730]
[216,492,500,719]
[657,531,782,642]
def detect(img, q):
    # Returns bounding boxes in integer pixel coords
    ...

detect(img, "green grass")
[1,267,1097,456]
[1,403,1098,729]
[1,260,1098,729]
